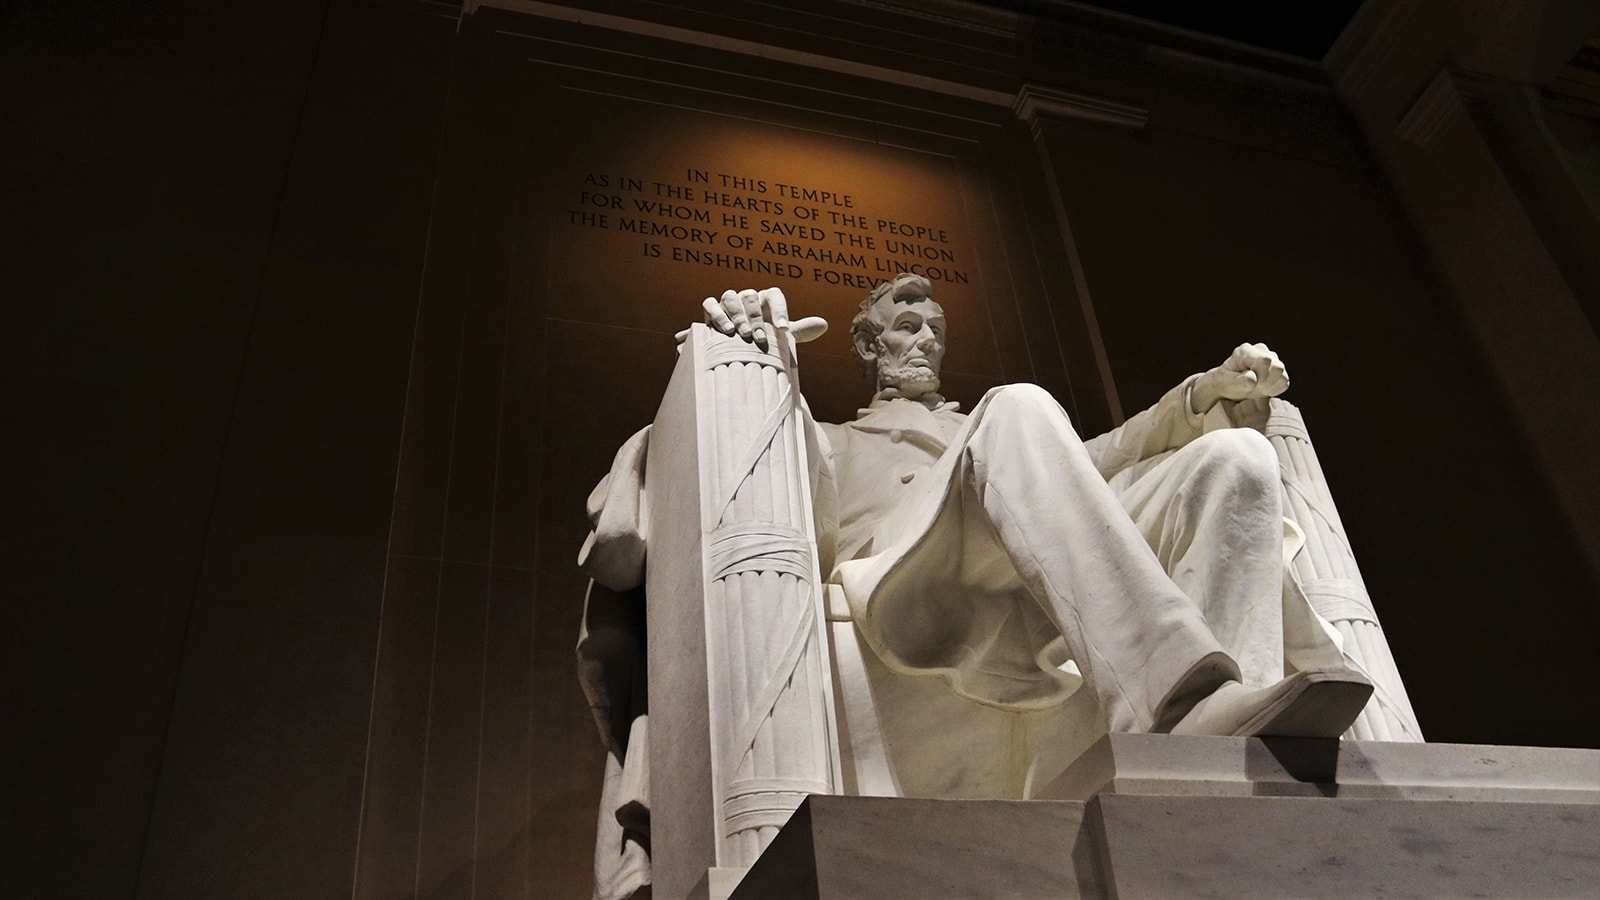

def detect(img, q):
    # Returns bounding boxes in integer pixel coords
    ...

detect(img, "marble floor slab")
[717,737,1600,900]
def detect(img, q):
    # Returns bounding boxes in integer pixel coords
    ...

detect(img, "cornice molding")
[1391,66,1520,148]
[1012,83,1148,136]
[1393,66,1467,148]
[476,0,1018,106]
[1324,0,1427,100]
[1145,44,1335,96]
[834,0,1024,38]
[476,1,1337,103]
[1030,0,1329,81]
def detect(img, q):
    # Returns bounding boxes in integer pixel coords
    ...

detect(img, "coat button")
[889,429,904,442]
[901,472,916,483]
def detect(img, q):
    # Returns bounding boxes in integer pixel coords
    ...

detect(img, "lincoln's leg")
[958,385,1237,732]
[1108,429,1371,738]
[1114,429,1286,688]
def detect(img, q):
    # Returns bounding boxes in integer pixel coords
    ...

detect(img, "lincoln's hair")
[850,272,934,381]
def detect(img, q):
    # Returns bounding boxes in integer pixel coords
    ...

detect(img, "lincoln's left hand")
[1190,342,1290,415]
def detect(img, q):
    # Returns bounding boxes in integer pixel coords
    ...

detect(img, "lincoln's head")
[850,273,947,401]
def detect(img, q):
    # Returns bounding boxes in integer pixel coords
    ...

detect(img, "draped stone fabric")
[824,381,1341,731]
[575,377,1349,897]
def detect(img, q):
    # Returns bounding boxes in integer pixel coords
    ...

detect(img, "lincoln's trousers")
[958,385,1286,732]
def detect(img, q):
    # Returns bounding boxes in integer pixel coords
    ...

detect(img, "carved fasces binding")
[648,323,839,893]
[1266,399,1424,741]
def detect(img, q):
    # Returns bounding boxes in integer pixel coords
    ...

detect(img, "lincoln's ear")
[853,330,878,366]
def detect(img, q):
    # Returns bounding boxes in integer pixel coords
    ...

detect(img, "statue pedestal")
[720,735,1600,899]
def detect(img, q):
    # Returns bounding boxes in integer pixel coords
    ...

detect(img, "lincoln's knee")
[1188,429,1279,499]
[982,383,1075,432]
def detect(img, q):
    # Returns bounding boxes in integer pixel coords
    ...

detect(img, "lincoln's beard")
[876,360,941,399]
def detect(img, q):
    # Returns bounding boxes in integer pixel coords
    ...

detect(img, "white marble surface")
[637,335,719,900]
[581,280,1431,897]
[728,739,1600,899]
[691,866,750,900]
[707,282,1386,742]
[730,795,1100,900]
[1040,732,1600,804]
[1094,793,1600,898]
[829,611,1108,801]
[642,321,840,896]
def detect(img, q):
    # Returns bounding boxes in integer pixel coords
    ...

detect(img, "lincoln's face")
[867,284,946,399]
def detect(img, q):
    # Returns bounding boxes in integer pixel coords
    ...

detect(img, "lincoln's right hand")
[675,288,827,351]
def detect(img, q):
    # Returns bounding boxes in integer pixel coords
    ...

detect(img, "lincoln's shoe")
[1170,669,1375,738]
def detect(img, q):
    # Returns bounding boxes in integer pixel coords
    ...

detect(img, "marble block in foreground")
[724,736,1600,900]
[1037,732,1600,803]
